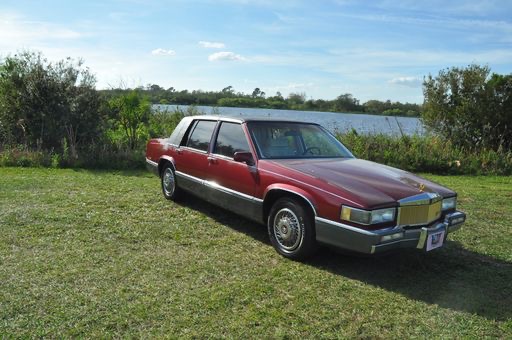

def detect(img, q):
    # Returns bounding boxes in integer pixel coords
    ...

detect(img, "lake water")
[154,105,424,136]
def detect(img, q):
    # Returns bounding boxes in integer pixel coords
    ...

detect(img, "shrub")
[339,131,512,175]
[422,64,512,151]
[0,146,52,167]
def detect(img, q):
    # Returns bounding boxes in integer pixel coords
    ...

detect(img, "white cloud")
[199,41,225,49]
[208,51,245,61]
[0,13,82,49]
[151,48,176,56]
[389,76,422,87]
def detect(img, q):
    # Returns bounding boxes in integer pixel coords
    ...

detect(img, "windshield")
[247,121,354,159]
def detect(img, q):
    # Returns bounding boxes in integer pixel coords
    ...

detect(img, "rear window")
[186,120,217,152]
[168,117,193,145]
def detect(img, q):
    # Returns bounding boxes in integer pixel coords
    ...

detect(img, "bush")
[0,146,52,167]
[0,108,188,170]
[422,64,512,151]
[0,51,103,155]
[148,108,185,138]
[339,131,512,175]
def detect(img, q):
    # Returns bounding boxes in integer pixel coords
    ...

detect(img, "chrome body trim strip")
[180,146,209,154]
[398,192,442,206]
[207,180,263,203]
[175,171,263,203]
[175,170,204,184]
[370,238,419,254]
[267,188,318,216]
[146,158,159,176]
[315,217,401,236]
[146,158,158,167]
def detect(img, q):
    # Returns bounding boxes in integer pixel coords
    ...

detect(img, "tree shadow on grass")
[178,195,512,322]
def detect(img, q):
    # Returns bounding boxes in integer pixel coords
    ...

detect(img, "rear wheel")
[161,163,181,201]
[268,197,317,260]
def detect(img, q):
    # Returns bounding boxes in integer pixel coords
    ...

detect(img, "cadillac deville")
[145,116,466,259]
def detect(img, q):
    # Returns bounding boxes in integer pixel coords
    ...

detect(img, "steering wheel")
[303,146,321,155]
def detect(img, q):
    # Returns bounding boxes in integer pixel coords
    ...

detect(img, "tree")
[222,86,235,96]
[287,92,306,106]
[109,91,151,150]
[422,64,512,150]
[148,84,163,92]
[333,93,361,112]
[252,87,265,98]
[61,66,102,159]
[0,51,103,156]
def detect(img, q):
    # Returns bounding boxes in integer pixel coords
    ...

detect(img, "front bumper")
[315,211,465,254]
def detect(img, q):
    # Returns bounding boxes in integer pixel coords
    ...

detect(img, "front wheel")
[268,197,317,260]
[161,163,182,201]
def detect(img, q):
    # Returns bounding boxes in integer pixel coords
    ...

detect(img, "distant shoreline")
[153,104,424,136]
[153,103,421,119]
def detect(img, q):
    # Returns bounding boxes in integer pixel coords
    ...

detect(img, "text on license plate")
[426,231,445,251]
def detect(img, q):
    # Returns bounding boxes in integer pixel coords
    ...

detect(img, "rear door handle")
[207,157,217,164]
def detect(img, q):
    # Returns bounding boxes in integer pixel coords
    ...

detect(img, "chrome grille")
[397,192,442,227]
[398,201,441,226]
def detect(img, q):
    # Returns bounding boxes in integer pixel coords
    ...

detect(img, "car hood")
[266,158,454,209]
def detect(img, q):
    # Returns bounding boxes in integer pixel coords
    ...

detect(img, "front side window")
[186,120,217,152]
[213,122,250,158]
[248,121,353,159]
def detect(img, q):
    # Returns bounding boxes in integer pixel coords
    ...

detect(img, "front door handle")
[207,157,217,164]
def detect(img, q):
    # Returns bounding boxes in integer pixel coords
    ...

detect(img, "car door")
[174,119,217,195]
[207,121,262,222]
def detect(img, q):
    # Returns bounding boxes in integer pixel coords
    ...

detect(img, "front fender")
[263,183,317,216]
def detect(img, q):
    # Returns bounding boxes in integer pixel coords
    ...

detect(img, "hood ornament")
[419,183,426,192]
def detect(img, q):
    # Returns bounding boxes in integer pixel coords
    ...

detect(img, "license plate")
[426,231,445,251]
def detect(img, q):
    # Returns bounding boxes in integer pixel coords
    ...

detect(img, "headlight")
[442,197,457,211]
[341,206,396,225]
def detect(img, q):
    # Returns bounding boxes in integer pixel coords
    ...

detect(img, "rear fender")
[158,156,176,176]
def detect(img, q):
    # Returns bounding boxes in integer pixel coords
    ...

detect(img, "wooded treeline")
[101,85,422,117]
[1,50,511,174]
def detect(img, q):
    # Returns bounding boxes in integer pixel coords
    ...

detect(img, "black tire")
[160,163,182,201]
[267,197,317,260]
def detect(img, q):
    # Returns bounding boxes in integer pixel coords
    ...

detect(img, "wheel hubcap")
[273,208,302,251]
[163,168,175,195]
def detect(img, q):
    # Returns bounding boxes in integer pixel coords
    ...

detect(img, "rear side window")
[213,122,250,158]
[186,120,217,152]
[168,117,192,145]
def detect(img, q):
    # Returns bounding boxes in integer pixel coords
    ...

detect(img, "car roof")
[186,115,319,125]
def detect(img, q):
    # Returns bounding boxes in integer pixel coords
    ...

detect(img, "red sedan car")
[146,116,465,259]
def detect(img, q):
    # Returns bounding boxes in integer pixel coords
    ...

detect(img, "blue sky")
[1,0,511,103]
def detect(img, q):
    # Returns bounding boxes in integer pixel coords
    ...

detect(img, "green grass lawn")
[1,168,511,338]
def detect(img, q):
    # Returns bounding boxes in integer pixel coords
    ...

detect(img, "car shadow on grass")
[177,195,512,322]
[308,245,512,322]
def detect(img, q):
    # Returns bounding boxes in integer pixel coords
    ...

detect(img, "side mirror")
[233,151,255,166]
